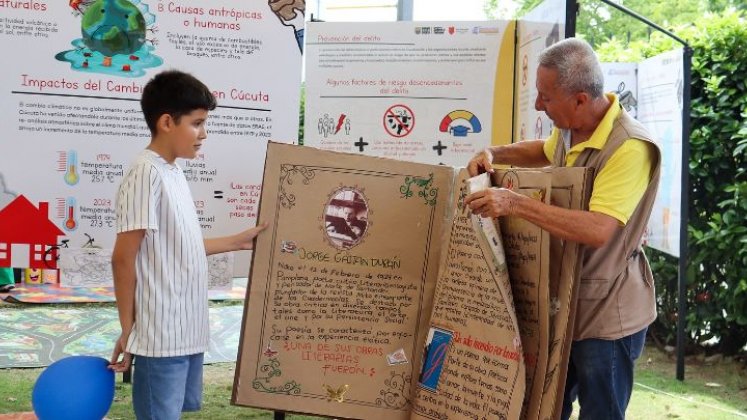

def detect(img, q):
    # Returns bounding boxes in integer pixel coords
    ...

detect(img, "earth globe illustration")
[81,0,146,57]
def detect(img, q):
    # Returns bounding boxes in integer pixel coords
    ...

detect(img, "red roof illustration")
[0,195,66,269]
[0,195,64,243]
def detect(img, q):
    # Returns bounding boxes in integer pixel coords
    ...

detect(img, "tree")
[484,0,745,47]
[575,0,705,46]
[483,0,535,19]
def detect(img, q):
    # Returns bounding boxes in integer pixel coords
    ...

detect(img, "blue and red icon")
[439,110,482,137]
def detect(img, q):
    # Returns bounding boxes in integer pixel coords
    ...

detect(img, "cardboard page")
[488,166,591,420]
[410,169,527,420]
[492,169,552,420]
[233,142,454,419]
[534,167,592,420]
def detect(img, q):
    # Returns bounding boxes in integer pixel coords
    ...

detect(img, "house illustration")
[0,195,65,269]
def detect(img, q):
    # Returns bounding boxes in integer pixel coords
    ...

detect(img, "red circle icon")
[383,104,415,138]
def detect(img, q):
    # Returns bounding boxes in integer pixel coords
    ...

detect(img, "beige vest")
[552,107,661,340]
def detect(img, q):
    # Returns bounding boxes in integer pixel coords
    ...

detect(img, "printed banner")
[0,0,304,277]
[513,0,566,142]
[304,20,515,165]
[602,49,683,257]
[637,48,684,256]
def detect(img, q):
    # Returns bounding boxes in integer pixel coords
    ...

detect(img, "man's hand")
[467,186,621,248]
[109,332,132,373]
[467,148,495,177]
[464,187,521,218]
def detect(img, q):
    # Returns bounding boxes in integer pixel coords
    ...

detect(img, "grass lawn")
[624,347,747,419]
[1,344,745,419]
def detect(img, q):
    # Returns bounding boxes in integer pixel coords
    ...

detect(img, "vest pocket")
[578,278,612,300]
[638,252,654,288]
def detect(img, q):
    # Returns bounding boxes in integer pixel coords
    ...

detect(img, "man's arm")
[465,188,618,248]
[467,140,550,176]
[203,222,268,256]
[109,229,144,372]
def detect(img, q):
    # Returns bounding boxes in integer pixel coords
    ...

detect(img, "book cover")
[233,142,591,420]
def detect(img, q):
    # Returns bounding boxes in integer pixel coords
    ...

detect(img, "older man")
[465,38,660,419]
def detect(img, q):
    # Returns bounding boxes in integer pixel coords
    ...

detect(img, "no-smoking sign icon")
[383,104,415,137]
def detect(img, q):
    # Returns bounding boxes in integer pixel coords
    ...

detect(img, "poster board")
[0,0,304,277]
[58,249,233,288]
[303,19,516,165]
[513,0,566,143]
[601,62,639,118]
[233,142,592,419]
[602,48,684,257]
[637,48,684,256]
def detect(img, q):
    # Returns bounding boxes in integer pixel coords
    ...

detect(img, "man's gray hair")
[539,38,604,99]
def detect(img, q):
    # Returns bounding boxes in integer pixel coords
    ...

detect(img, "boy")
[108,70,266,419]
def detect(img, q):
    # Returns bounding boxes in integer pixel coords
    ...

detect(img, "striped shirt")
[116,149,209,357]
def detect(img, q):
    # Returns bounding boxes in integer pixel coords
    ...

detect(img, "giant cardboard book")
[233,142,592,419]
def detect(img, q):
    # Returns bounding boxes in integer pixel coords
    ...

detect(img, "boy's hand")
[234,221,269,250]
[109,332,132,372]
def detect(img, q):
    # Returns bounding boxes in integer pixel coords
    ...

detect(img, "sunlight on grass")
[625,347,747,420]
[628,385,747,420]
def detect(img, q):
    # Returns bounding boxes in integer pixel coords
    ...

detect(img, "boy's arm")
[203,222,268,256]
[109,229,144,372]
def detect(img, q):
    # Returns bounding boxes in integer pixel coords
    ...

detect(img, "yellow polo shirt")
[542,94,655,225]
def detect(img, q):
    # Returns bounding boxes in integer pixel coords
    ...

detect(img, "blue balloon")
[32,355,115,420]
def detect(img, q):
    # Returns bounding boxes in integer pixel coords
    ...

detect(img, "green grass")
[1,299,744,419]
[0,367,36,414]
[624,348,747,420]
[104,364,321,419]
[0,364,321,419]
[2,347,745,419]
